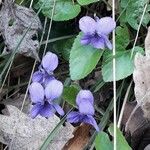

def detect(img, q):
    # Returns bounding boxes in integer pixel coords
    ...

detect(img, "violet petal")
[84,115,99,131]
[67,111,81,123]
[45,79,63,100]
[78,100,95,115]
[30,103,42,118]
[103,35,113,50]
[42,52,58,73]
[53,104,64,116]
[32,71,43,83]
[39,102,54,117]
[76,90,94,106]
[80,34,91,45]
[29,82,44,103]
[91,36,105,49]
[79,16,96,34]
[96,17,116,35]
[44,75,55,86]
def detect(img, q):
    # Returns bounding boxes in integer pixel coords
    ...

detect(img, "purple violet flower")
[67,90,99,131]
[32,52,58,85]
[29,79,64,118]
[79,16,116,49]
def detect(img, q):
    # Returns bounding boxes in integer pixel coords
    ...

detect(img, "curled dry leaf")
[0,105,74,150]
[133,26,150,119]
[0,0,42,59]
[121,101,136,127]
[125,104,150,150]
[121,101,150,150]
[62,124,91,150]
[124,27,150,150]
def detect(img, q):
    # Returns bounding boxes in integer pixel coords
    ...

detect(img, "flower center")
[94,32,101,38]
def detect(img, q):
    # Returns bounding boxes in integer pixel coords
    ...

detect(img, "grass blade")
[40,108,73,150]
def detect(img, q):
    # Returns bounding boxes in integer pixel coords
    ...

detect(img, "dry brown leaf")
[1,94,31,114]
[124,104,150,150]
[11,54,34,78]
[121,101,136,127]
[133,26,150,118]
[125,105,149,137]
[62,124,91,150]
[0,0,41,59]
[0,105,74,150]
[124,26,150,150]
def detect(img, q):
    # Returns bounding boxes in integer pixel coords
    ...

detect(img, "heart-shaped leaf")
[95,131,113,150]
[70,33,103,80]
[102,47,144,82]
[116,25,130,51]
[35,0,81,21]
[77,0,99,5]
[108,124,132,150]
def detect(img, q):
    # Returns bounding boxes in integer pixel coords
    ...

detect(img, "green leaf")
[116,25,130,51]
[142,13,150,27]
[108,124,132,150]
[95,131,113,150]
[63,84,80,106]
[121,0,129,8]
[35,0,81,21]
[77,0,99,5]
[102,47,144,82]
[121,0,150,30]
[53,38,74,61]
[118,8,127,23]
[69,33,103,80]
